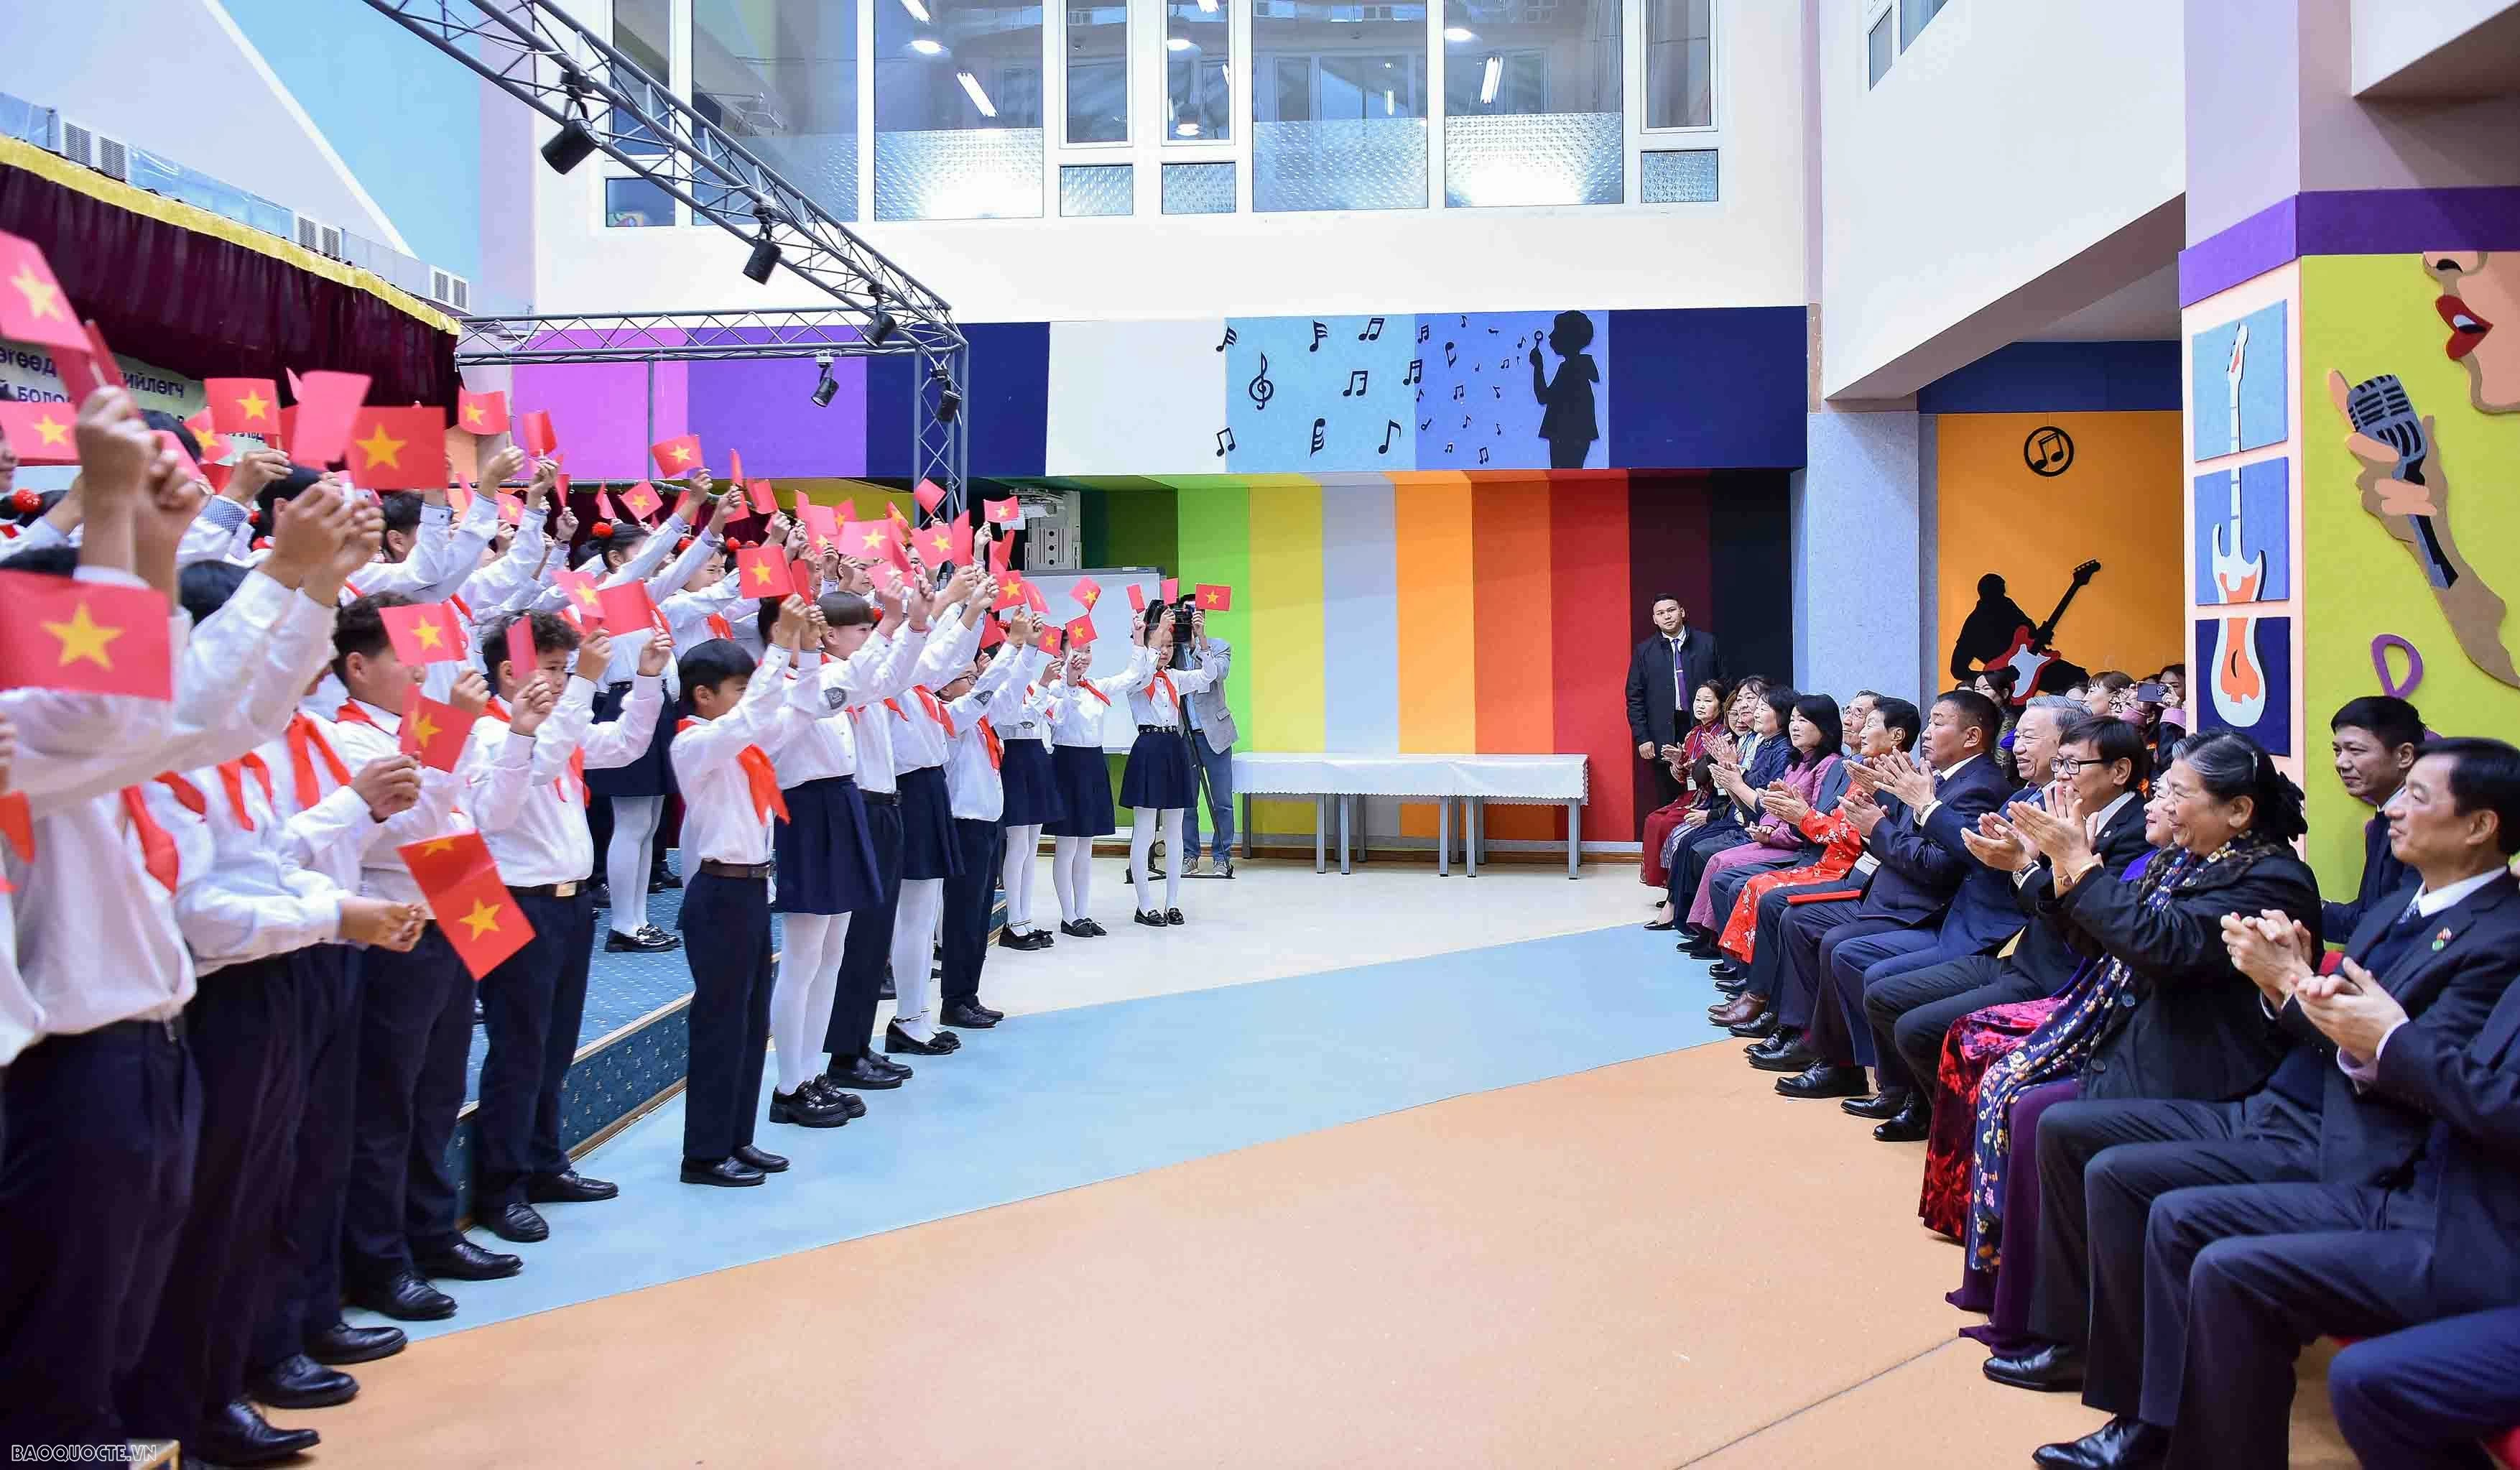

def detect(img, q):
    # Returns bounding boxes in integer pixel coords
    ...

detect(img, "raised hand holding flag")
[380,601,467,665]
[649,433,703,477]
[397,688,474,772]
[395,832,535,977]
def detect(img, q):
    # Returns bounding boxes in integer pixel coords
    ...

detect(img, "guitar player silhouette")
[1948,562,2103,701]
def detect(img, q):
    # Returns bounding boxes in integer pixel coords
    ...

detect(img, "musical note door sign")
[2195,614,2293,755]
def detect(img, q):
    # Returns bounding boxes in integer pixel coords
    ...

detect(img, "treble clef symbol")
[1247,353,1274,412]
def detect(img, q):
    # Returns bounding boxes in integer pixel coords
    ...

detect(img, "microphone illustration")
[2345,374,2455,589]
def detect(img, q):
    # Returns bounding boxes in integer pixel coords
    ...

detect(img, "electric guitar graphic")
[1987,559,2103,702]
[2209,323,2268,726]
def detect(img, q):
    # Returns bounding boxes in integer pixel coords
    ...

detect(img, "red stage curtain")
[1,159,458,410]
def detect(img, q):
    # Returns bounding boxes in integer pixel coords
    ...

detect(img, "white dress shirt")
[259,712,385,898]
[942,647,1049,821]
[670,646,821,868]
[329,695,486,910]
[1121,644,1222,730]
[0,889,36,1065]
[348,494,502,605]
[463,673,664,886]
[1046,667,1133,748]
[886,619,989,776]
[2337,866,2511,1083]
[142,759,351,976]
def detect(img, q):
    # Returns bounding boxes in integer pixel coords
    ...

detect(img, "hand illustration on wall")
[2325,250,2520,688]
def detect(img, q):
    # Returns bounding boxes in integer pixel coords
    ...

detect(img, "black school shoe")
[606,926,679,953]
[1134,910,1169,928]
[1164,908,1185,925]
[884,1021,960,1055]
[1060,920,1095,938]
[997,928,1052,951]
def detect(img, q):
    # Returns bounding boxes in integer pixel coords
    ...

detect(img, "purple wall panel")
[686,353,868,479]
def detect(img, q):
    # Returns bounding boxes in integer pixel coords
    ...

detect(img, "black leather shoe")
[1080,919,1108,937]
[1840,1091,1909,1120]
[872,1053,913,1078]
[1060,920,1095,938]
[733,1144,789,1173]
[1747,1040,1818,1073]
[2033,1414,2168,1469]
[1134,909,1169,928]
[1776,1062,1869,1099]
[997,928,1052,951]
[651,864,682,891]
[1642,917,1677,932]
[1873,1094,1931,1142]
[1712,971,1747,991]
[885,1022,960,1055]
[417,1239,522,1281]
[192,1397,319,1466]
[825,1053,907,1090]
[806,1078,867,1119]
[525,1169,619,1203]
[943,1001,999,1030]
[250,1353,357,1410]
[768,1084,851,1127]
[1986,1341,2087,1393]
[1684,935,1724,960]
[1165,907,1186,925]
[346,1272,454,1322]
[1728,1012,1779,1039]
[484,1201,549,1244]
[965,1000,1005,1022]
[680,1156,764,1188]
[606,927,679,953]
[303,1322,405,1366]
[249,1352,357,1410]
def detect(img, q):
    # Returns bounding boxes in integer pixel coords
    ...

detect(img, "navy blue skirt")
[998,738,1066,828]
[1118,727,1195,811]
[770,776,884,915]
[584,682,677,799]
[896,764,963,882]
[1044,743,1116,838]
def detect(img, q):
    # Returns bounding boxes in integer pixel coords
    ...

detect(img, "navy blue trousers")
[251,943,362,1369]
[825,799,905,1060]
[940,818,1004,1007]
[476,889,597,1208]
[680,871,774,1162]
[2330,1308,2520,1470]
[343,925,471,1285]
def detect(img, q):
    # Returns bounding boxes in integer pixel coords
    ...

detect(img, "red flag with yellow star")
[553,569,606,620]
[204,378,283,438]
[983,496,1023,527]
[620,481,663,522]
[914,519,958,566]
[595,581,660,639]
[1195,583,1233,612]
[1064,614,1097,647]
[456,388,508,435]
[395,833,533,978]
[0,401,78,463]
[0,570,172,698]
[1071,576,1103,612]
[518,409,557,458]
[734,542,795,599]
[345,406,443,489]
[379,601,467,665]
[840,519,896,562]
[745,479,777,516]
[0,232,88,356]
[289,371,372,468]
[796,501,841,554]
[649,433,703,477]
[182,410,228,467]
[914,480,946,517]
[397,688,474,772]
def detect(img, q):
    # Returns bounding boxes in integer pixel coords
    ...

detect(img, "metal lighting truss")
[366,0,968,511]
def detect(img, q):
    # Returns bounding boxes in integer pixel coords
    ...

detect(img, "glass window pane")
[1066,2,1128,142]
[1866,11,1893,86]
[692,0,858,221]
[1442,0,1621,207]
[611,0,675,154]
[1165,0,1232,141]
[1643,0,1711,129]
[605,176,676,226]
[1251,1,1427,212]
[1639,148,1715,203]
[875,0,1045,219]
[1060,162,1134,215]
[1162,160,1235,213]
[1899,0,1945,49]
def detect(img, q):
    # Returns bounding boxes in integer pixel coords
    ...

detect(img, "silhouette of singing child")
[1529,310,1601,468]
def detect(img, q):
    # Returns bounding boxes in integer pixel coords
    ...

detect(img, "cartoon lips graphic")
[2440,294,2494,361]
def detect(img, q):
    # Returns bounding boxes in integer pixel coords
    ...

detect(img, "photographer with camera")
[1119,597,1227,925]
[1180,600,1239,879]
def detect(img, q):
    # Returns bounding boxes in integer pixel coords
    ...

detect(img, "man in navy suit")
[1761,690,2016,1101]
[2330,1308,2520,1470]
[1624,597,1724,810]
[2322,695,2424,937]
[2018,737,2520,1470]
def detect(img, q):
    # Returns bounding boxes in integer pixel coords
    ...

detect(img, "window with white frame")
[1165,0,1233,141]
[690,0,859,221]
[1900,0,1945,50]
[1250,0,1430,213]
[874,0,1046,218]
[1066,1,1129,144]
[1443,0,1623,207]
[1864,0,1894,86]
[1642,0,1712,129]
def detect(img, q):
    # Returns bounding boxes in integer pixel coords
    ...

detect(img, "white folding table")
[1231,753,1590,878]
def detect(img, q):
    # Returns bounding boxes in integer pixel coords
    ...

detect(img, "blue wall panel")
[1606,307,1807,470]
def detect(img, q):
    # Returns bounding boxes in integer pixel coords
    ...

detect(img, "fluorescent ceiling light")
[900,0,930,20]
[1478,53,1500,104]
[1441,25,1474,41]
[1383,88,1394,114]
[956,70,998,117]
[1196,0,1218,9]
[1177,121,1201,136]
[909,34,943,52]
[1167,35,1194,49]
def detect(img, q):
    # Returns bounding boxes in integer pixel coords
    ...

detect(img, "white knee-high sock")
[1001,825,1042,931]
[889,879,945,1039]
[1159,807,1186,908]
[1129,810,1158,912]
[606,795,662,936]
[1052,836,1081,923]
[769,912,851,1095]
[1070,838,1095,920]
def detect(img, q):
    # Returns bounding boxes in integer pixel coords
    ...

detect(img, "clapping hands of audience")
[1759,782,1810,826]
[1840,786,1884,837]
[2295,955,2410,1057]
[2220,908,2318,1008]
[1963,808,2038,872]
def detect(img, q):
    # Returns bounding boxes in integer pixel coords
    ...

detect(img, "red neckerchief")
[1153,670,1179,708]
[216,756,273,831]
[287,713,354,810]
[334,700,381,729]
[915,687,956,739]
[491,698,590,804]
[677,718,789,823]
[885,698,908,720]
[707,613,733,640]
[977,716,1002,769]
[1080,682,1112,706]
[343,578,364,600]
[0,790,33,864]
[125,780,193,892]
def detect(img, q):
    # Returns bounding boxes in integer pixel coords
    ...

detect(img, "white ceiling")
[2022,262,2184,342]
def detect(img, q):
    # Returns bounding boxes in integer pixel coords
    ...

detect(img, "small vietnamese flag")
[1160,578,1180,604]
[52,321,111,406]
[796,502,842,553]
[735,542,795,599]
[0,232,89,356]
[841,520,895,561]
[978,614,1006,650]
[620,481,663,522]
[596,581,659,638]
[397,687,474,772]
[1126,583,1146,614]
[789,558,819,597]
[1195,583,1233,612]
[457,388,509,435]
[448,476,475,516]
[1065,615,1097,647]
[553,569,605,618]
[916,520,956,564]
[913,480,946,517]
[204,377,282,438]
[833,498,858,525]
[399,829,496,894]
[595,488,620,522]
[519,409,557,458]
[182,410,228,466]
[155,430,198,478]
[992,572,1029,611]
[0,402,78,463]
[988,532,1011,575]
[728,448,744,486]
[495,493,525,527]
[649,433,703,476]
[1038,624,1063,655]
[983,496,1023,527]
[397,833,534,978]
[1073,576,1103,611]
[502,614,539,692]
[289,371,373,468]
[745,479,777,516]
[379,601,467,665]
[0,570,173,698]
[346,407,445,489]
[0,789,31,864]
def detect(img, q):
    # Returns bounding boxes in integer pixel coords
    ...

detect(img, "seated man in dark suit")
[1856,710,2151,1141]
[2323,695,2423,937]
[1754,691,2016,1100]
[2330,1308,2520,1470]
[2014,737,2520,1470]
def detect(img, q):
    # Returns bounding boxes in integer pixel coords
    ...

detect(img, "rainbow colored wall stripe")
[1070,470,1794,843]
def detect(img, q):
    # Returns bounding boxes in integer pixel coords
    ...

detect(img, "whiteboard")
[1021,566,1164,752]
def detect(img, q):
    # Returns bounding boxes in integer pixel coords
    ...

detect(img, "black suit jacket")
[2042,846,2323,1104]
[2371,920,2520,1310]
[1624,628,1723,750]
[2248,874,2520,1189]
[2322,810,2414,940]
[1858,756,2011,928]
[1999,792,2154,989]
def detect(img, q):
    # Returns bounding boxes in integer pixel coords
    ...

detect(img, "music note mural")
[1411,309,1611,469]
[1220,313,1417,472]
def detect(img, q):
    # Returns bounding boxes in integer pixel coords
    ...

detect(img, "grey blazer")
[1187,638,1237,753]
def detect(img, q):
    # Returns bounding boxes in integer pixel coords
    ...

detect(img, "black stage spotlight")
[743,224,780,284]
[542,116,597,174]
[937,383,963,423]
[868,310,899,346]
[810,352,838,407]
